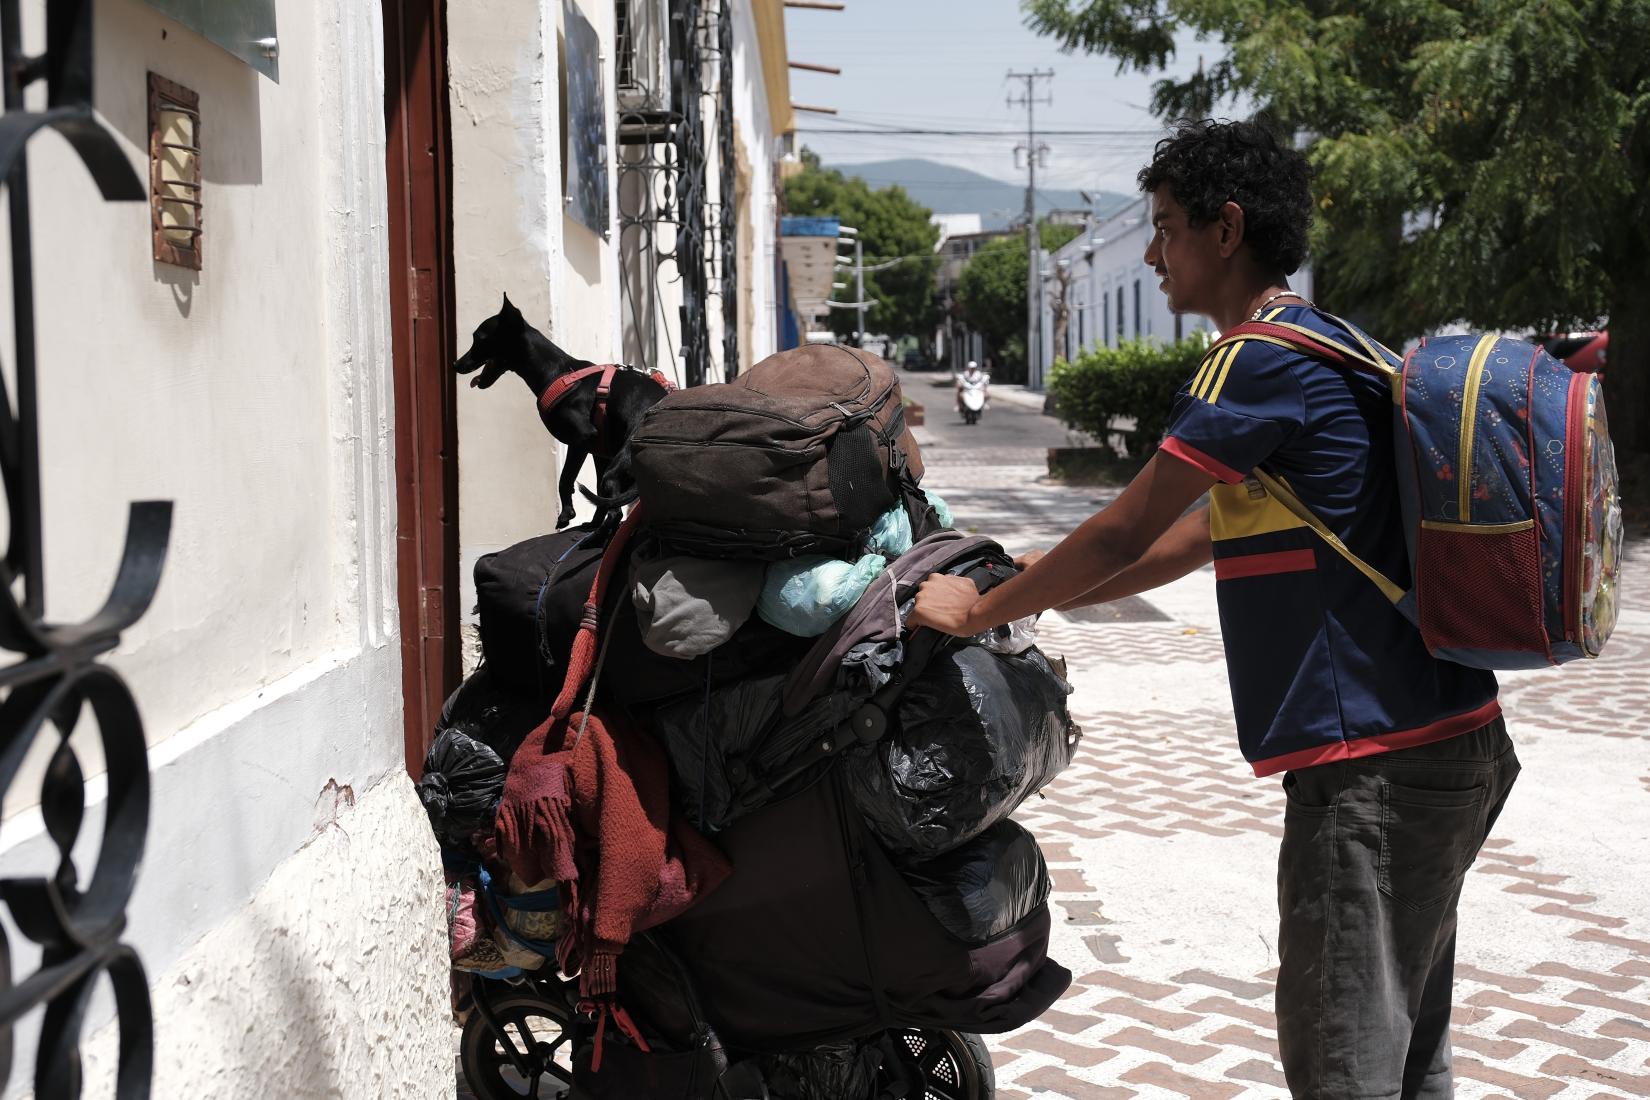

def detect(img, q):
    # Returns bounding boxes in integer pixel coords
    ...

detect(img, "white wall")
[1042,197,1213,379]
[0,0,446,1094]
[732,3,783,369]
[449,0,566,663]
[1043,194,1322,376]
[451,0,638,662]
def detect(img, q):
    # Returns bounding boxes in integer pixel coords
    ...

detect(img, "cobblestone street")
[913,381,1650,1099]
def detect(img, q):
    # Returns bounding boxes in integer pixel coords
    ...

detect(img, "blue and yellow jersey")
[1161,305,1500,776]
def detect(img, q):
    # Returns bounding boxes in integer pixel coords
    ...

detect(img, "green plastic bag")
[757,553,889,637]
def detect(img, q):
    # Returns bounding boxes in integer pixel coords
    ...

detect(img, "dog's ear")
[499,293,524,326]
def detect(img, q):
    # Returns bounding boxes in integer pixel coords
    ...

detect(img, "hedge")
[1047,334,1213,456]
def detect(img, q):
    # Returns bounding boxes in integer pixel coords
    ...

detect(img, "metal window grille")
[616,0,736,387]
[615,0,635,92]
[1,2,168,1097]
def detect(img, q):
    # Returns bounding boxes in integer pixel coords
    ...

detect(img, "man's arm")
[909,451,1217,635]
[1054,505,1211,610]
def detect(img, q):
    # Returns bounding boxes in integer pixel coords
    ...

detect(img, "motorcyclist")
[954,360,990,417]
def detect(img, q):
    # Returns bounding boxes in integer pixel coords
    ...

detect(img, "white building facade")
[0,1,448,1095]
[1038,194,1317,379]
[0,0,795,1095]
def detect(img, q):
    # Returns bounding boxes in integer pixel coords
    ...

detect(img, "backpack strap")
[1214,313,1408,404]
[1214,320,1395,377]
[1207,312,1411,606]
[551,507,642,728]
[1249,469,1407,605]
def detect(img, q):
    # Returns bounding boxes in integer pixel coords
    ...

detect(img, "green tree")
[784,151,942,344]
[955,222,1083,382]
[1024,0,1650,453]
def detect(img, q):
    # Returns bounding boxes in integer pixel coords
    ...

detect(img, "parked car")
[1539,331,1608,374]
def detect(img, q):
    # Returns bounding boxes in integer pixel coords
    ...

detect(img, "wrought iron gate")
[0,2,167,1096]
[616,0,740,388]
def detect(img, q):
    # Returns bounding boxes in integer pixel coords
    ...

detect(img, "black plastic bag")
[758,1040,882,1100]
[417,727,507,850]
[647,670,856,832]
[900,819,1051,943]
[845,644,1079,859]
[438,665,551,762]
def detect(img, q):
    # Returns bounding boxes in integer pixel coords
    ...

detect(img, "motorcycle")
[956,375,988,426]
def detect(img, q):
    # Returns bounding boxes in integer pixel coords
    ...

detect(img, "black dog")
[455,294,670,529]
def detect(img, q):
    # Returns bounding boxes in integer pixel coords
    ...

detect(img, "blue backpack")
[1212,315,1624,669]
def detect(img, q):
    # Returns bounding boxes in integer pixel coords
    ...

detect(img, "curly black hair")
[1138,119,1313,275]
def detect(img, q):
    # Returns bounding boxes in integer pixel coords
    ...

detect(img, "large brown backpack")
[627,344,928,558]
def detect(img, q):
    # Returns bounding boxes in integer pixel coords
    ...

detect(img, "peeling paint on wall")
[72,778,449,1100]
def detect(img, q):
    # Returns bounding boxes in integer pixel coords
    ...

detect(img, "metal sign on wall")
[139,0,279,82]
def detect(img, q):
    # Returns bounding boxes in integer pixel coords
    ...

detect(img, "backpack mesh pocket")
[1416,523,1547,657]
[827,424,897,534]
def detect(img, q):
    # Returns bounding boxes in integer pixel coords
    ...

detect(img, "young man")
[910,119,1519,1099]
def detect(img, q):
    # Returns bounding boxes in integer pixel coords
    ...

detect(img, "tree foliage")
[783,150,942,343]
[1023,0,1650,452]
[955,222,1083,381]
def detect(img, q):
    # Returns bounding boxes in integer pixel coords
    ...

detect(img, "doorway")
[382,0,459,771]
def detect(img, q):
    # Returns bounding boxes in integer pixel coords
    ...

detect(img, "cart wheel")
[459,988,576,1099]
[879,1028,995,1100]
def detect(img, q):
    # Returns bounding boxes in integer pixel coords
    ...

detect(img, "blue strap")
[477,866,563,955]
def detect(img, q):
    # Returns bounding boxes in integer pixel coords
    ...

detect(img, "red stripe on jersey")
[1160,436,1245,484]
[1252,699,1504,777]
[1214,548,1316,581]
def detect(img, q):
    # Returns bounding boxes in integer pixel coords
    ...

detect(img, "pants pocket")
[1281,768,1339,816]
[1378,779,1486,911]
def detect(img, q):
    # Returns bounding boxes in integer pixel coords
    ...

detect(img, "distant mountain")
[828,158,1130,231]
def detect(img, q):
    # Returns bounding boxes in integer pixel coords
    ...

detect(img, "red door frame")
[382,0,460,772]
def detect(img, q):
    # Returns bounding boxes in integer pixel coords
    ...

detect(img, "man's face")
[1143,189,1224,317]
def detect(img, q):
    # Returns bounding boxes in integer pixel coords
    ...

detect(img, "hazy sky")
[786,0,1223,196]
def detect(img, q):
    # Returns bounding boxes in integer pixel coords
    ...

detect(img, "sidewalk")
[917,440,1650,1099]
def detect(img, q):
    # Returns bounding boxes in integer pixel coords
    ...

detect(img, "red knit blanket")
[494,703,731,1000]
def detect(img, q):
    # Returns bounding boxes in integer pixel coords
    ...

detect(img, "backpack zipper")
[1562,372,1589,642]
[1457,335,1497,522]
[627,436,804,454]
[644,385,897,432]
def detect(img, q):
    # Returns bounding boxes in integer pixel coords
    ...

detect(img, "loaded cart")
[420,346,1081,1099]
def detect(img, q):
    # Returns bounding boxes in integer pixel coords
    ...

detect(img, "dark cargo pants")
[1275,719,1520,1098]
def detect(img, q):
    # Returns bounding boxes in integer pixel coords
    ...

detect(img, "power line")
[796,127,1156,136]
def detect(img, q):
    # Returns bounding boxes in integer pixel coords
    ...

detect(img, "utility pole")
[1008,68,1053,389]
[855,234,866,346]
[831,225,876,345]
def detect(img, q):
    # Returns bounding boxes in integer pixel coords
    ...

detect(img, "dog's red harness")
[537,364,675,456]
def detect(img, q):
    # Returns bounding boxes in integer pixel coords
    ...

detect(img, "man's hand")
[931,451,1217,633]
[909,573,982,637]
[1013,549,1046,569]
